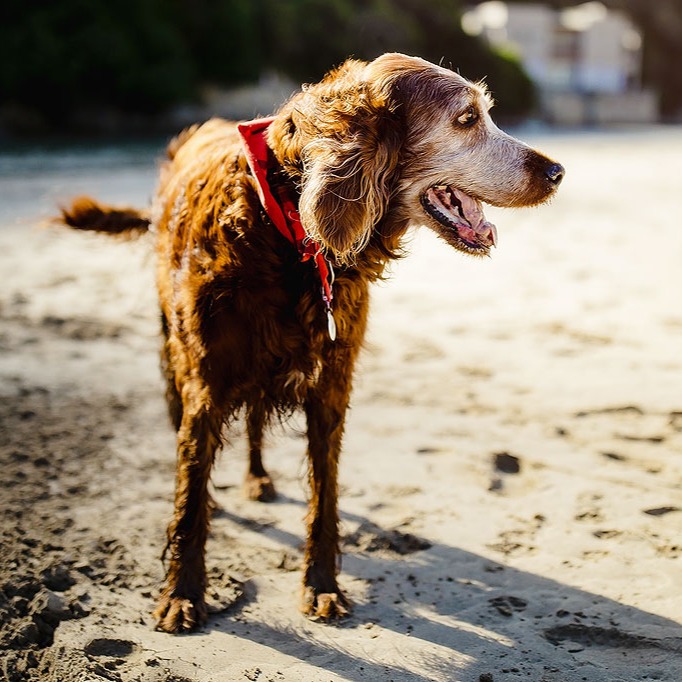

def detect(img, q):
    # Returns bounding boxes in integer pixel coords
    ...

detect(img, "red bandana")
[237,117,336,340]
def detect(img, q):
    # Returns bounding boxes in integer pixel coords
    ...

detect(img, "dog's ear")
[298,100,402,265]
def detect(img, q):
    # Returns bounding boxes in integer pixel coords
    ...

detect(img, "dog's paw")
[153,594,207,633]
[301,586,350,621]
[243,473,277,502]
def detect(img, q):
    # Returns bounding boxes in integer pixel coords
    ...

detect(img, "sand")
[1,126,681,682]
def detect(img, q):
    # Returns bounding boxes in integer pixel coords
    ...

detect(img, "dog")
[59,53,564,632]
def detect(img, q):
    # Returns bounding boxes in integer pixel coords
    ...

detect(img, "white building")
[462,1,658,124]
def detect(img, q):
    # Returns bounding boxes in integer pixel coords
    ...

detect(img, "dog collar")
[237,117,336,341]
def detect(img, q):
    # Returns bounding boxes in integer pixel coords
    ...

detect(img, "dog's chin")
[420,185,497,257]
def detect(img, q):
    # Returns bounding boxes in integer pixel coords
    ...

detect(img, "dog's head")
[269,53,564,263]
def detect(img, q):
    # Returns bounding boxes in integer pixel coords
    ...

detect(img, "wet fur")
[59,53,562,631]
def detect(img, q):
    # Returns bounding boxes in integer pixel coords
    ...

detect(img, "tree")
[0,0,539,132]
[171,0,264,85]
[261,0,535,119]
[0,0,195,129]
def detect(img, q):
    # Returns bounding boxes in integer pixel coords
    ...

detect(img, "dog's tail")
[57,196,150,236]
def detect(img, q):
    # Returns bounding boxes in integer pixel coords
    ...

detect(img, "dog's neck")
[238,117,337,341]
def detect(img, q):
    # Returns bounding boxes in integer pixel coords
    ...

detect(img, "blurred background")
[2,0,681,137]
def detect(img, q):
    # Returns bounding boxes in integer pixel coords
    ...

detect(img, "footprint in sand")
[84,637,140,658]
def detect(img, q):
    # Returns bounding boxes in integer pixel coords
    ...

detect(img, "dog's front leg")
[154,381,221,633]
[301,359,354,620]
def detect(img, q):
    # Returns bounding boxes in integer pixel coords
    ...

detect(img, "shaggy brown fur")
[59,53,563,632]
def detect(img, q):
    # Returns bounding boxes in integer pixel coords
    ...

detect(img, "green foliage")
[260,0,535,119]
[170,0,263,85]
[0,0,536,131]
[0,1,194,122]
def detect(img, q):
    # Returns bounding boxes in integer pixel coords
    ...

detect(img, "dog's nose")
[545,163,565,186]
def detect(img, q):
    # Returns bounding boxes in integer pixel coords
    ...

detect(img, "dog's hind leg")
[243,402,277,502]
[154,376,222,633]
[160,311,182,431]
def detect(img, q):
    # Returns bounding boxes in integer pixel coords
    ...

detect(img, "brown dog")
[60,53,563,632]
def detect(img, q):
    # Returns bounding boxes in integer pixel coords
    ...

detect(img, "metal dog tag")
[327,310,337,342]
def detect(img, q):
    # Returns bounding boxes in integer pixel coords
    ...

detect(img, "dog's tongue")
[427,186,497,248]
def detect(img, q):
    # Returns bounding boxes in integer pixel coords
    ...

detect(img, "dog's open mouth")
[421,185,497,255]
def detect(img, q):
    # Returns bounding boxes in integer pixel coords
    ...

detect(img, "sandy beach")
[1,126,681,681]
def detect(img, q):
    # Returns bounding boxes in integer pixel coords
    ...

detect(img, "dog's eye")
[456,107,478,127]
